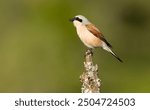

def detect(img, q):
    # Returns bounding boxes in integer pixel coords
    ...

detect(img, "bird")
[70,15,123,62]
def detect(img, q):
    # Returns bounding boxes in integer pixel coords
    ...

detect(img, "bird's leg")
[86,48,93,56]
[84,49,93,63]
[85,48,93,56]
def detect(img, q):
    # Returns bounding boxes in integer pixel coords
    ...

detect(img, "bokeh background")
[0,0,150,92]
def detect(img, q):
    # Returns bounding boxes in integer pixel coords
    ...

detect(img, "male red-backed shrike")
[70,15,123,62]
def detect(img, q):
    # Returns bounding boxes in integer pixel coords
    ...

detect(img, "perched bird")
[70,15,123,62]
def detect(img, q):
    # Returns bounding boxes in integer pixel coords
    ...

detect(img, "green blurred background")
[0,0,150,92]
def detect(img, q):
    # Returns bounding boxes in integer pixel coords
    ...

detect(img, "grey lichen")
[80,49,101,93]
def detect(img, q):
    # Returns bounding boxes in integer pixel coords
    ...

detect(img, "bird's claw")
[85,49,93,56]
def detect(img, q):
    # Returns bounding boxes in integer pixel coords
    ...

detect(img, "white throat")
[73,21,83,28]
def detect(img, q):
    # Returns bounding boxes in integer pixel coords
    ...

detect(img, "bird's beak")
[69,17,75,22]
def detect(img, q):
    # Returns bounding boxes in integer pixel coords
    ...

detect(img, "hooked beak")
[69,17,75,22]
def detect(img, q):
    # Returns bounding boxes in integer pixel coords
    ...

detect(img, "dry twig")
[80,49,101,93]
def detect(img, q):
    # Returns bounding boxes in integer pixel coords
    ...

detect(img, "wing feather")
[85,24,112,48]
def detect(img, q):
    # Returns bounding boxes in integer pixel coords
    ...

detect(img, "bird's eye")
[75,17,82,22]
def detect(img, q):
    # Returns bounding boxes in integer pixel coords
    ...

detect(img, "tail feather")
[102,43,123,62]
[109,50,123,62]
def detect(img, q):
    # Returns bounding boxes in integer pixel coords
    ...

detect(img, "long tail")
[102,43,123,62]
[109,50,123,62]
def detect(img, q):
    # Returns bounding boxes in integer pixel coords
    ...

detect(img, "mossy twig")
[80,49,101,93]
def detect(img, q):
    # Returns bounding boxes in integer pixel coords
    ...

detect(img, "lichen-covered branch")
[80,49,101,93]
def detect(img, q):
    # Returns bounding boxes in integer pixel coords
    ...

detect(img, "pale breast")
[76,25,102,48]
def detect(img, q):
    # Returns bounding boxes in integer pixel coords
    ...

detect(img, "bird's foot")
[85,49,93,56]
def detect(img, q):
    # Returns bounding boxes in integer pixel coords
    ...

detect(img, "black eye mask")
[69,17,82,22]
[75,17,83,22]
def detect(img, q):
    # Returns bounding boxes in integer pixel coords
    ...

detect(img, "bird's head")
[70,15,90,27]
